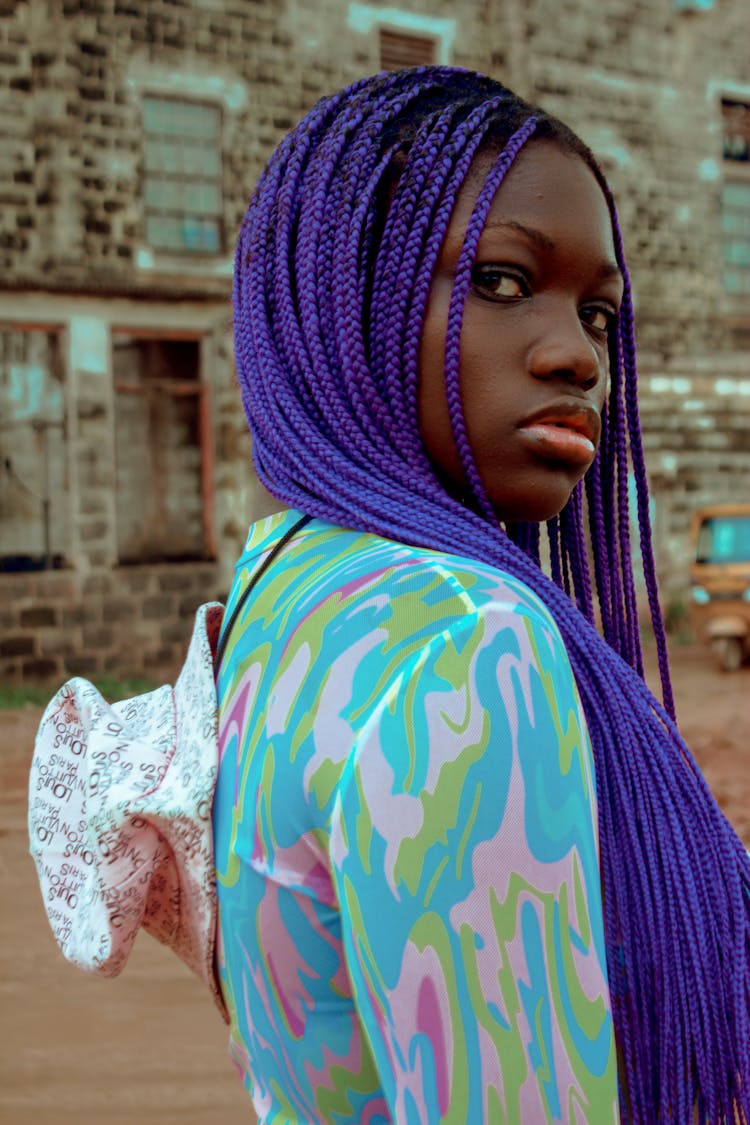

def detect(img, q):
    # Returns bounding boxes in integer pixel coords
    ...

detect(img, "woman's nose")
[527,311,603,392]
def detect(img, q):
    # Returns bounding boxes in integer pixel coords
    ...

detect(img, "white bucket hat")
[28,602,229,1022]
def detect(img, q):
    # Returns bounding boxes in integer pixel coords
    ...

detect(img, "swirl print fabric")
[213,511,618,1124]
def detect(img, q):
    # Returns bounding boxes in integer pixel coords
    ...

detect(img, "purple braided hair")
[233,66,750,1122]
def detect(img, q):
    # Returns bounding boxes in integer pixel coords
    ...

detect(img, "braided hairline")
[234,66,750,1120]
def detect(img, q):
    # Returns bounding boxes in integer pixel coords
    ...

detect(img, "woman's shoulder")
[235,511,561,640]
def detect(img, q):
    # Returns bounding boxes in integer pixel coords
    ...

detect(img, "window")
[696,514,750,563]
[348,6,453,67]
[0,327,68,571]
[112,334,214,563]
[720,98,750,298]
[722,100,750,162]
[142,97,223,255]
[379,27,438,70]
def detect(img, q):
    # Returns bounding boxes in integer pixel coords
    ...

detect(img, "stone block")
[143,646,176,670]
[83,574,113,596]
[0,635,35,657]
[115,568,155,595]
[80,519,110,543]
[65,654,100,676]
[158,570,194,593]
[104,598,136,623]
[104,650,139,674]
[62,604,100,627]
[160,619,191,645]
[81,492,109,516]
[178,592,204,617]
[0,608,19,631]
[142,595,174,620]
[0,577,32,599]
[34,575,79,599]
[0,659,23,682]
[22,658,60,680]
[82,625,114,648]
[19,605,58,628]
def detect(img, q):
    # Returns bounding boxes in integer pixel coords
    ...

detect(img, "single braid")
[233,66,750,1121]
[605,197,674,712]
[441,113,539,522]
[585,422,616,641]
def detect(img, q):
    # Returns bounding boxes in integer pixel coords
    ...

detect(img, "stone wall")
[0,558,219,681]
[1,0,748,679]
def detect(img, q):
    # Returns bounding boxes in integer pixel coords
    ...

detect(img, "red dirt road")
[1,642,748,1124]
[642,639,750,848]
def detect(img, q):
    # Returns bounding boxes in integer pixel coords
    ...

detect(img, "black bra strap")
[214,513,312,673]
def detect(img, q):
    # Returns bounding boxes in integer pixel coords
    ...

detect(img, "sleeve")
[329,599,619,1125]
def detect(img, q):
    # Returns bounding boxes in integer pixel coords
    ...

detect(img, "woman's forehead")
[448,141,619,268]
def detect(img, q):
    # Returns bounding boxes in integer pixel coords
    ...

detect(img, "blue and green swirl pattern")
[213,510,618,1123]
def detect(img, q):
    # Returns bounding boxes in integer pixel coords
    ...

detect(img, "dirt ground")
[1,642,748,1125]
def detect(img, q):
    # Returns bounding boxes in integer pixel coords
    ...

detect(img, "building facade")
[1,0,748,680]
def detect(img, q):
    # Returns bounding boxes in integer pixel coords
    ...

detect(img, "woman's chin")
[490,485,580,526]
[434,465,583,526]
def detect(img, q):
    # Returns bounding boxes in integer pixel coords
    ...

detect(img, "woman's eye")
[581,305,617,334]
[471,267,528,300]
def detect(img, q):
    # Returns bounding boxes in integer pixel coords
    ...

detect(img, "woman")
[214,66,749,1122]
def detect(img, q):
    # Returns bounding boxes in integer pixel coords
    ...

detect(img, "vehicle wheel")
[711,636,744,673]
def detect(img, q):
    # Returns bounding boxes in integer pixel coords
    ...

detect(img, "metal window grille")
[142,97,224,255]
[379,28,437,70]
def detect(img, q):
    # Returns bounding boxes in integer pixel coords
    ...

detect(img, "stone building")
[0,0,748,681]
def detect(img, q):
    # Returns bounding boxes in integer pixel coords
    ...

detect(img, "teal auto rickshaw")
[689,503,750,672]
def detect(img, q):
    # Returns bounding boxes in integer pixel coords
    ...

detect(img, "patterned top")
[213,510,618,1124]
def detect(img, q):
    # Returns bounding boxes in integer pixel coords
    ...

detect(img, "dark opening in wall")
[113,334,214,564]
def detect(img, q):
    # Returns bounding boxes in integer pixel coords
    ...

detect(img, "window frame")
[347,4,455,67]
[717,92,750,319]
[141,94,225,259]
[110,326,216,565]
[378,26,439,70]
[0,321,71,572]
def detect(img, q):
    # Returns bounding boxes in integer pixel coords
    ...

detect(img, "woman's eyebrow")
[482,217,556,251]
[480,218,624,283]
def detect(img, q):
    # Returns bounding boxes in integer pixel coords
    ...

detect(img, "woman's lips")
[517,405,600,466]
[518,422,596,465]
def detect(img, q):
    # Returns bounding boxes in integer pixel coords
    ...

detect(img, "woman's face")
[418,140,624,524]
